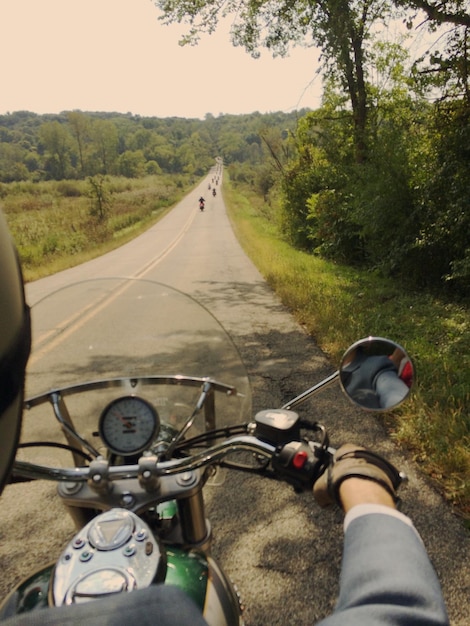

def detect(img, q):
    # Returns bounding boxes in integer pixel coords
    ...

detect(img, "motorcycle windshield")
[21,278,252,464]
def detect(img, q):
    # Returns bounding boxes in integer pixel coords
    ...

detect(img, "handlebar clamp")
[87,458,113,494]
[138,455,161,493]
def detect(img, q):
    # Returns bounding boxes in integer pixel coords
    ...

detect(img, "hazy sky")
[1,0,324,119]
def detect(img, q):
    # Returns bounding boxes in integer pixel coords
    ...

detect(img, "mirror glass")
[339,337,414,411]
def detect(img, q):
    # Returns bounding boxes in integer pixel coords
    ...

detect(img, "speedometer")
[99,396,159,456]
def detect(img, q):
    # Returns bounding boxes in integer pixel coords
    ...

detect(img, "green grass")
[223,176,470,520]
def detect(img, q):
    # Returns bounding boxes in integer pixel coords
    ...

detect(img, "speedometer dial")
[99,396,159,456]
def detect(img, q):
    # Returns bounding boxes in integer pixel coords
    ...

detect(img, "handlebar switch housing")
[273,441,324,492]
[254,409,300,445]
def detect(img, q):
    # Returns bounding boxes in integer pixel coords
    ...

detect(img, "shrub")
[56,180,82,197]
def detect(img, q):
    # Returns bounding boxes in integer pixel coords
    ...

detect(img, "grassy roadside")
[222,175,470,522]
[2,174,195,282]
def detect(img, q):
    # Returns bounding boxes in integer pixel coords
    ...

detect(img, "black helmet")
[0,210,31,493]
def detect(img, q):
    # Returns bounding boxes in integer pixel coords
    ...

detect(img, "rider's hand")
[313,444,403,509]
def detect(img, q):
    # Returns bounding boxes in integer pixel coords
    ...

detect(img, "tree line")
[0,110,302,183]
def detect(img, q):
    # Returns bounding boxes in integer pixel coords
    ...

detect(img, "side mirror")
[339,337,414,411]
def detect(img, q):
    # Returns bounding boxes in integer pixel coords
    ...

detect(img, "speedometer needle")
[115,413,133,429]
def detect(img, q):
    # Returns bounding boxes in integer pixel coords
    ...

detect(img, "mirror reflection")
[340,337,413,411]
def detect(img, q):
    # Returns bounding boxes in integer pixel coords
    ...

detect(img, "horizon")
[0,106,313,121]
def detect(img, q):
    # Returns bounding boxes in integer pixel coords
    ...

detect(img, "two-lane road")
[2,170,469,624]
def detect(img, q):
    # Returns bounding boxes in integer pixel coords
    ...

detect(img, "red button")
[292,450,308,469]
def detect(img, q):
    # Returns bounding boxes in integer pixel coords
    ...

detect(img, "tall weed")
[2,174,192,280]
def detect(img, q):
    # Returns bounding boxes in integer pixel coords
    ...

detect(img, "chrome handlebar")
[13,434,279,483]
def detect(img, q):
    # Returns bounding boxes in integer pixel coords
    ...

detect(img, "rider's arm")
[375,369,410,407]
[317,478,449,626]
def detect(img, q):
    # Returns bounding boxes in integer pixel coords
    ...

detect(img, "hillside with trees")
[1,83,468,299]
[0,109,303,182]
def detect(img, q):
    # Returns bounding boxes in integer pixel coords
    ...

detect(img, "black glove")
[313,444,403,508]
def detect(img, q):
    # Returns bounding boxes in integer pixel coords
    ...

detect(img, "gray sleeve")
[317,513,449,626]
[0,585,209,625]
[375,370,410,408]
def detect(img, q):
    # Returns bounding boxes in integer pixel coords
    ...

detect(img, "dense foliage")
[277,92,469,296]
[0,110,303,183]
[224,175,469,516]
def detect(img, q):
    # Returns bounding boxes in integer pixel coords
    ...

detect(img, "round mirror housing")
[339,337,414,411]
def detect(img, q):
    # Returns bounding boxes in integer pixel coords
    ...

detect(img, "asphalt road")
[1,168,469,624]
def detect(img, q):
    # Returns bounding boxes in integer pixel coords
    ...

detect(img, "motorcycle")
[199,199,205,211]
[1,278,412,624]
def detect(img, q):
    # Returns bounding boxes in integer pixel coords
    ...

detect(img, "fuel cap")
[65,568,135,604]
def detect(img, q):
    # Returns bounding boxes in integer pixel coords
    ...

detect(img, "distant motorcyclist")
[212,188,216,197]
[199,197,205,211]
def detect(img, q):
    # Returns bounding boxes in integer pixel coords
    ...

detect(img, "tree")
[402,0,470,28]
[88,175,111,221]
[0,143,29,181]
[322,0,402,162]
[407,100,470,292]
[119,150,146,178]
[217,130,247,163]
[156,0,397,163]
[399,0,470,102]
[67,112,91,175]
[38,121,73,179]
[90,119,118,175]
[176,131,213,174]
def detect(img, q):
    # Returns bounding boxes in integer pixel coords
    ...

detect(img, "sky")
[0,0,324,119]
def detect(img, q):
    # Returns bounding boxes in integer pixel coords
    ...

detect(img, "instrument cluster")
[98,396,160,456]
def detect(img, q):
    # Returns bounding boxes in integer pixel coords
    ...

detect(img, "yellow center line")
[29,279,129,367]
